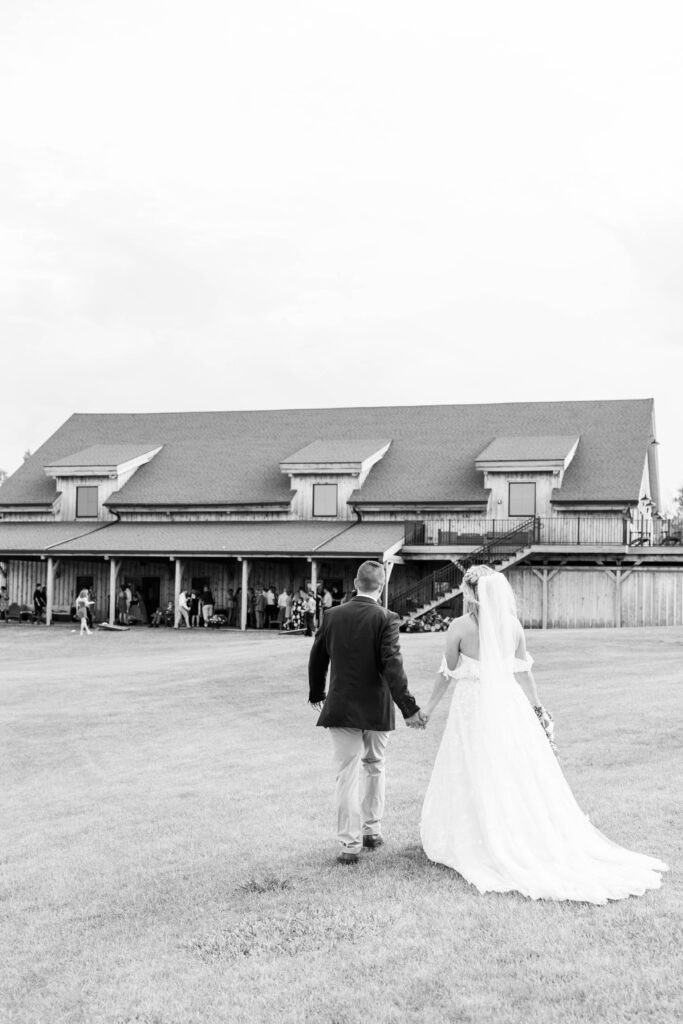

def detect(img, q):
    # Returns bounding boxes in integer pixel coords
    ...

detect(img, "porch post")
[174,558,183,627]
[541,568,548,629]
[383,560,395,609]
[531,567,560,630]
[108,558,121,625]
[309,558,317,593]
[240,558,249,631]
[46,556,55,626]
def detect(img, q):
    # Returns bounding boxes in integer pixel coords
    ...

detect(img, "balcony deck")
[401,516,683,561]
[402,543,683,562]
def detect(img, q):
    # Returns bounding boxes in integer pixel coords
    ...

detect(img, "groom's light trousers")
[329,728,389,854]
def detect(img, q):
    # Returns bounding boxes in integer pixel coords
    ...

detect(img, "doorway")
[141,576,161,617]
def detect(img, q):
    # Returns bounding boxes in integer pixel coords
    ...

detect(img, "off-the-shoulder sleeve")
[438,654,459,680]
[513,652,534,672]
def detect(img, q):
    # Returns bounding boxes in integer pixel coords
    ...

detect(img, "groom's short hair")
[355,560,385,593]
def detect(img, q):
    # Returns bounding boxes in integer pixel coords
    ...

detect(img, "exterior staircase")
[390,517,538,621]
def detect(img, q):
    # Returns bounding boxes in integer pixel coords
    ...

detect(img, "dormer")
[44,444,162,521]
[280,439,392,519]
[475,436,579,518]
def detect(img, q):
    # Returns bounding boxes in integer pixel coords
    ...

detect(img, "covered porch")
[0,520,405,629]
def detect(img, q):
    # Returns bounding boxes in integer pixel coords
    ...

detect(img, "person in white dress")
[75,589,93,636]
[419,565,668,904]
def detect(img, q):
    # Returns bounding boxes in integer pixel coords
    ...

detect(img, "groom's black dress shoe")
[362,835,384,850]
[336,852,360,865]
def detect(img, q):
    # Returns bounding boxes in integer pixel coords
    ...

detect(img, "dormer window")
[313,483,338,517]
[476,436,580,519]
[44,443,162,522]
[509,482,536,517]
[76,486,99,518]
[280,439,392,520]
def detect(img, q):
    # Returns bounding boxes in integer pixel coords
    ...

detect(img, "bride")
[420,565,668,903]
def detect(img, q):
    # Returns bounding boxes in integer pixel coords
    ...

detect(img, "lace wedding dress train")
[420,579,668,905]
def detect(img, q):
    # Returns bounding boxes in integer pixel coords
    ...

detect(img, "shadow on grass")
[186,901,392,962]
[237,873,293,894]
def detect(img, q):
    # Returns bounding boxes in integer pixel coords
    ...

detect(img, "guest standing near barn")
[75,589,93,636]
[32,583,46,624]
[176,588,191,629]
[189,590,200,628]
[304,590,316,636]
[117,583,128,625]
[277,587,288,626]
[201,585,215,626]
[226,589,236,627]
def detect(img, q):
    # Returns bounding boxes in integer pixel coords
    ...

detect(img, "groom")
[308,560,425,864]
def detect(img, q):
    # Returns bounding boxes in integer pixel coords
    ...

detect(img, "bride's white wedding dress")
[420,576,668,904]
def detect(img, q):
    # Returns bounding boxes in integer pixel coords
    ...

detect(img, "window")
[313,483,338,517]
[76,485,98,518]
[508,482,536,517]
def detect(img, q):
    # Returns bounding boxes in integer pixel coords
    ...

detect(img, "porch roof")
[0,520,407,559]
[0,522,111,555]
[315,522,404,557]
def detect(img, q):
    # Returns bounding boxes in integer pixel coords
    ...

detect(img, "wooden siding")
[55,476,118,522]
[507,567,683,630]
[546,569,616,629]
[4,559,110,618]
[621,570,683,627]
[356,510,485,522]
[484,471,557,518]
[118,510,291,522]
[506,569,543,628]
[0,512,55,521]
[288,474,358,520]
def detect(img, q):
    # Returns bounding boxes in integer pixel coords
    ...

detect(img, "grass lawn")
[1,622,681,1024]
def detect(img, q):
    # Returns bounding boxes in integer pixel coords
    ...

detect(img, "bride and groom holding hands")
[308,560,667,904]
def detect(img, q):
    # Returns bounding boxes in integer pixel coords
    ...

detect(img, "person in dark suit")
[32,583,46,624]
[308,560,425,864]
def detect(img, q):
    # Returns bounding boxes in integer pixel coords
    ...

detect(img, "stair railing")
[390,516,537,619]
[455,515,538,575]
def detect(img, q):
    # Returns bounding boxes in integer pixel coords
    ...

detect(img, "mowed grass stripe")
[1,625,680,1024]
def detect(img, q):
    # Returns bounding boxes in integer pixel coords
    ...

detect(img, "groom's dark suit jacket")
[308,595,420,731]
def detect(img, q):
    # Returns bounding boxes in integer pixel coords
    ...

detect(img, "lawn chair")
[5,602,23,622]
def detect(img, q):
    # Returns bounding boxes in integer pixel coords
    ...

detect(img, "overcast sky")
[1,1,682,503]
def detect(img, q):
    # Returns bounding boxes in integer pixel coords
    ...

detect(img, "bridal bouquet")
[534,705,559,758]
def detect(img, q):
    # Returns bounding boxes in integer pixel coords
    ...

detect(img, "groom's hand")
[309,698,325,711]
[405,710,427,730]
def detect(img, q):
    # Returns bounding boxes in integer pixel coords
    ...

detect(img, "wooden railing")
[403,516,681,548]
[404,518,527,546]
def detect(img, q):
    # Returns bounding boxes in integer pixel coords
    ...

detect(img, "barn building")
[1,398,681,629]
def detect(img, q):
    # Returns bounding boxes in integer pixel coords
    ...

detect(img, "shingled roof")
[281,439,391,465]
[0,400,658,509]
[45,443,161,469]
[0,521,405,559]
[476,436,579,463]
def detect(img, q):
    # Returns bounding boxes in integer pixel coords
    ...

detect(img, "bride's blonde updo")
[461,564,496,618]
